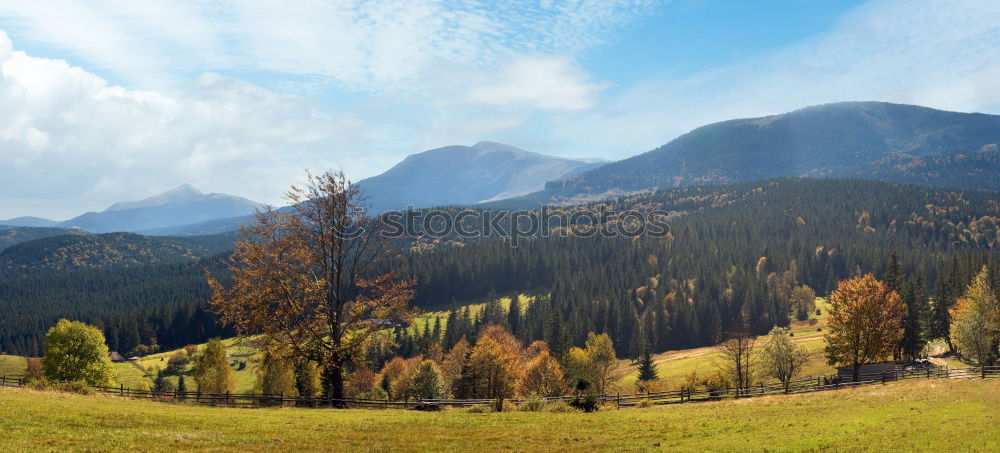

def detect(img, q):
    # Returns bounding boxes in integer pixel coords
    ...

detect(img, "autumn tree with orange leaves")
[824,274,905,381]
[207,171,415,403]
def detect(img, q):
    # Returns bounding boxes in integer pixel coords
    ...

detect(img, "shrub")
[465,404,495,413]
[26,379,94,395]
[518,394,547,412]
[24,358,44,381]
[165,351,190,375]
[570,392,599,412]
[359,385,388,401]
[635,398,654,408]
[543,400,575,413]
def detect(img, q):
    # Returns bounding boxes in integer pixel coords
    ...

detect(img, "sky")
[1,0,999,220]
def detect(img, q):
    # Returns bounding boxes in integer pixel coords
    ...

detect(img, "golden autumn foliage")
[207,171,415,400]
[824,274,905,381]
[469,325,523,409]
[194,339,234,394]
[950,266,1000,368]
[521,350,568,397]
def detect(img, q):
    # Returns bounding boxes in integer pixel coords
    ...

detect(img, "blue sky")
[0,0,998,219]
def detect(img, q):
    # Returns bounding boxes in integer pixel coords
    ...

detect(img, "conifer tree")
[636,340,658,383]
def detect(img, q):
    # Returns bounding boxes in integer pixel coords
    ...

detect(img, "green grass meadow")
[1,379,997,452]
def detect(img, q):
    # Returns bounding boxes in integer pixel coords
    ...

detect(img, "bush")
[465,404,495,413]
[24,358,44,381]
[635,398,654,408]
[359,385,389,401]
[25,379,95,395]
[570,393,599,412]
[165,351,190,375]
[518,395,547,412]
[543,400,576,413]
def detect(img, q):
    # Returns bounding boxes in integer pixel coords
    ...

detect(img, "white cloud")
[458,55,607,112]
[0,0,651,91]
[0,31,372,219]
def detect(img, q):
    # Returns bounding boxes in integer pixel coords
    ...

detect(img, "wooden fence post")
[616,392,620,410]
[120,383,124,396]
[2,375,6,387]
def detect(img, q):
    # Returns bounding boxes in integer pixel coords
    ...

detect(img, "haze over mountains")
[0,185,262,234]
[355,141,604,212]
[4,101,1000,236]
[540,102,1000,201]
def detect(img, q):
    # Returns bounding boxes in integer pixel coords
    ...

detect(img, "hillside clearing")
[1,379,997,452]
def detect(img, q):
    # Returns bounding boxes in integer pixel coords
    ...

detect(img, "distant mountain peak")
[53,184,261,233]
[355,141,606,212]
[105,184,206,212]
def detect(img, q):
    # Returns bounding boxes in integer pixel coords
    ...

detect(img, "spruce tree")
[636,341,658,383]
[900,277,929,361]
[884,252,904,293]
[507,295,522,338]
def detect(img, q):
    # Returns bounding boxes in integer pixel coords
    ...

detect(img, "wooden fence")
[2,365,997,410]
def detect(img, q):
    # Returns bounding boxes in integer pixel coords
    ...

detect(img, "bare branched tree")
[717,315,758,395]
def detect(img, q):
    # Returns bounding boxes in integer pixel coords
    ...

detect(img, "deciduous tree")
[408,360,446,399]
[950,266,1000,375]
[42,319,114,386]
[208,171,416,403]
[584,332,617,394]
[717,316,757,394]
[790,285,816,321]
[194,339,234,394]
[762,327,809,393]
[255,342,299,398]
[824,275,905,381]
[521,350,568,397]
[469,325,522,410]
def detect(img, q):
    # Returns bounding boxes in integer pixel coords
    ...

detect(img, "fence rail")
[2,366,997,410]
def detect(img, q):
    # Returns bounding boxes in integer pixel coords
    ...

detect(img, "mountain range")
[4,101,1000,235]
[0,184,262,234]
[538,102,1000,201]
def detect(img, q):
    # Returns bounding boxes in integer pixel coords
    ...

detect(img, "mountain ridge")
[56,184,262,233]
[355,141,604,212]
[537,101,1000,200]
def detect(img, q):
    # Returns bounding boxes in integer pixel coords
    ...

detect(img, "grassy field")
[0,354,27,376]
[615,298,834,390]
[1,378,997,452]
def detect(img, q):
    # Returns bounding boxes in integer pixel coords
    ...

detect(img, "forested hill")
[0,231,238,276]
[0,225,88,251]
[2,178,999,357]
[541,102,1000,199]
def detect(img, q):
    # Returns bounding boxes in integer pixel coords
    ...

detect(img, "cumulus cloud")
[0,30,370,219]
[458,55,607,112]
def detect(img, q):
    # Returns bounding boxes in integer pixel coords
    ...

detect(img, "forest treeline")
[2,178,999,358]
